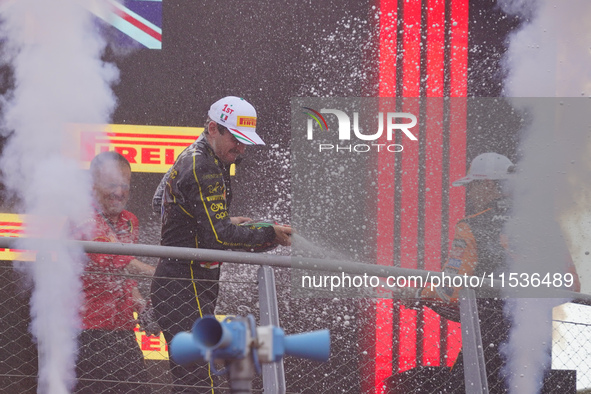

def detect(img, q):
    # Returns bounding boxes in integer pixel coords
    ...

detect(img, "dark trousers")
[151,260,220,393]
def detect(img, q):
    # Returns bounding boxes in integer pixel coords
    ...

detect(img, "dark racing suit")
[150,135,275,393]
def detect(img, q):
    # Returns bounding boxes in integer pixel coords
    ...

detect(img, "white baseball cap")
[208,96,264,145]
[452,152,514,186]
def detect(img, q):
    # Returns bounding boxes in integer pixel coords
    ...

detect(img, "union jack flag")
[90,0,162,50]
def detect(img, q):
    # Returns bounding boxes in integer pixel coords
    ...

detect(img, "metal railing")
[0,236,590,393]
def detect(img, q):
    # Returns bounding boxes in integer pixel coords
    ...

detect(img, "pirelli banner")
[71,123,203,173]
[0,213,26,261]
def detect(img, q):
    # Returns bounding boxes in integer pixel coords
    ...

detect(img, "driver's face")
[208,122,246,165]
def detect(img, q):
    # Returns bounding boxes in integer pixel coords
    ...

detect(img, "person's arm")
[230,218,292,247]
[231,216,253,225]
[152,167,172,214]
[131,286,148,314]
[179,159,277,250]
[229,219,292,246]
[273,225,292,246]
[125,259,156,276]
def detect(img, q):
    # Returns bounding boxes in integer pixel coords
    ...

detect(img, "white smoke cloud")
[0,0,118,392]
[501,0,591,97]
[499,0,591,392]
[500,99,571,393]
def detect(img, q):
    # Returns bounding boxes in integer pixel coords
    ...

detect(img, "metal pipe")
[0,236,444,277]
[0,236,588,302]
[258,266,286,394]
[459,288,489,394]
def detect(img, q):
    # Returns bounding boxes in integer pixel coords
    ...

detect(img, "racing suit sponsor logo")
[203,173,222,180]
[208,182,224,194]
[215,211,228,220]
[210,202,225,212]
[206,194,225,201]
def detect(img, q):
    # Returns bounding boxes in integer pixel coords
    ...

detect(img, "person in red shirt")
[74,151,155,393]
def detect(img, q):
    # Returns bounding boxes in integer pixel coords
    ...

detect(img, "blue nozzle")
[283,329,331,362]
[193,316,231,349]
[169,331,206,365]
[170,315,331,368]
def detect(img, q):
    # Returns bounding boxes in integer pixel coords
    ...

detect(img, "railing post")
[257,265,286,394]
[459,288,489,394]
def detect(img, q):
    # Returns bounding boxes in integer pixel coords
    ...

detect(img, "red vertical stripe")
[374,1,399,391]
[423,97,443,365]
[424,0,445,271]
[375,299,394,391]
[374,139,396,391]
[375,0,470,387]
[422,0,446,367]
[398,307,417,372]
[446,0,470,365]
[426,0,446,97]
[377,0,398,263]
[449,0,469,97]
[422,308,441,366]
[401,0,422,97]
[397,0,422,373]
[448,98,467,239]
[446,320,463,367]
[379,0,398,96]
[399,1,421,256]
[424,98,444,273]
